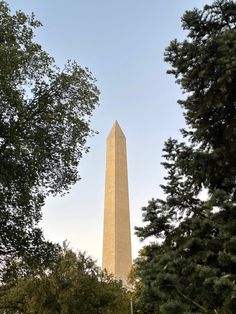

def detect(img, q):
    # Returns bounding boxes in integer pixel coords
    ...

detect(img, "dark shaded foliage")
[0,0,99,278]
[133,1,236,313]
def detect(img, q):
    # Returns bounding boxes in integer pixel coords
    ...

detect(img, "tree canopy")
[0,0,99,276]
[0,246,130,314]
[133,1,236,313]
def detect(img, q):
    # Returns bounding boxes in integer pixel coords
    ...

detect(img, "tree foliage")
[0,247,130,314]
[133,1,236,313]
[0,0,99,273]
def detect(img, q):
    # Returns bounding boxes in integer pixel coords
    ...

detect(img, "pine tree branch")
[175,286,208,312]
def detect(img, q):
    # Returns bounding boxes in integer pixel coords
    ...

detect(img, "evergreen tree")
[134,1,236,312]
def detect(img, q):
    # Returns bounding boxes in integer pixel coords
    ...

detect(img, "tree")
[0,246,130,314]
[134,1,236,312]
[0,0,99,274]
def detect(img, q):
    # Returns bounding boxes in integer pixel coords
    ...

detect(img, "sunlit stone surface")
[102,121,132,285]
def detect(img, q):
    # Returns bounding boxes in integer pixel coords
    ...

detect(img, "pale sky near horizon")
[7,0,212,266]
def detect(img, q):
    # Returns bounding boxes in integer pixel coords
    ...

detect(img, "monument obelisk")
[102,121,132,284]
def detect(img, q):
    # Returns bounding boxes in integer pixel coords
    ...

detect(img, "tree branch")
[175,286,208,312]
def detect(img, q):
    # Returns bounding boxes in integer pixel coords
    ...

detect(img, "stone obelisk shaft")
[102,121,132,284]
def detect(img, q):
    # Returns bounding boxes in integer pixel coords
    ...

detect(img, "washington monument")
[102,121,132,284]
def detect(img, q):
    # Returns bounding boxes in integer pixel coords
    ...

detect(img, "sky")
[7,0,212,265]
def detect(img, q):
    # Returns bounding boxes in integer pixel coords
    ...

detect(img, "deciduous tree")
[0,0,99,273]
[0,247,130,314]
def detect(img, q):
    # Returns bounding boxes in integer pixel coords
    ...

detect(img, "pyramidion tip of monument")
[108,120,125,138]
[114,120,121,129]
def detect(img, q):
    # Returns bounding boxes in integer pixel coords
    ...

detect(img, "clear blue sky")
[7,0,212,265]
